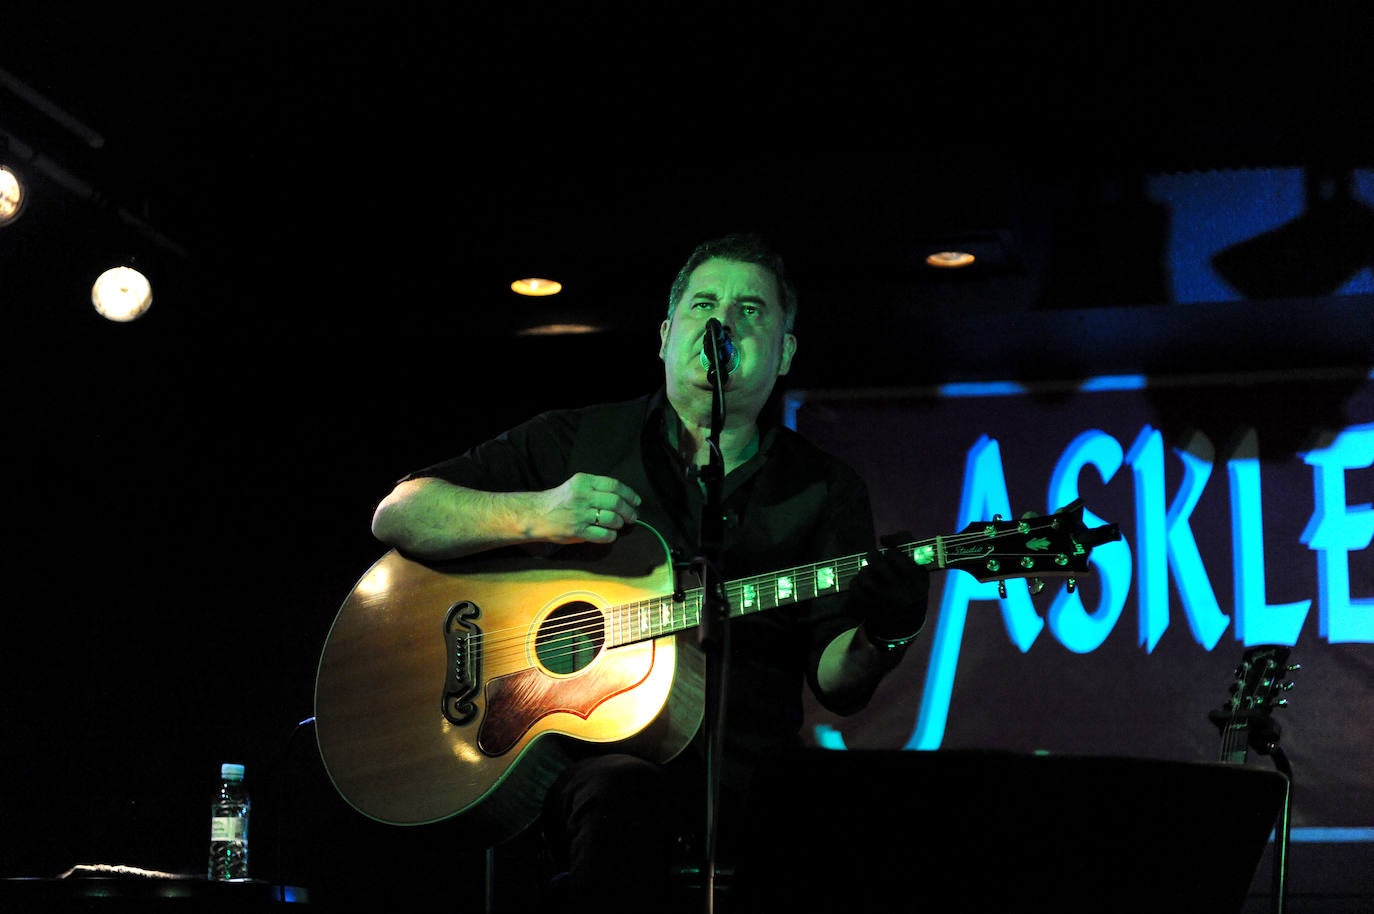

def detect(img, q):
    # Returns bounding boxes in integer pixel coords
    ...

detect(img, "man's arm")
[814,542,930,711]
[371,473,642,560]
[815,625,910,706]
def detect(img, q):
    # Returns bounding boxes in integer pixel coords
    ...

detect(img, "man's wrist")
[861,622,920,653]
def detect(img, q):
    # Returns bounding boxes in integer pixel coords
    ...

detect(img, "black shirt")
[406,388,881,790]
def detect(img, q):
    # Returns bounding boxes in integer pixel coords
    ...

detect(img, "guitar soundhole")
[536,601,605,675]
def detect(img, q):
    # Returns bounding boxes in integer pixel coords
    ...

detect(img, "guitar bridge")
[442,601,481,725]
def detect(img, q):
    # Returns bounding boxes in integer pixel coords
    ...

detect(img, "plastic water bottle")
[207,763,251,880]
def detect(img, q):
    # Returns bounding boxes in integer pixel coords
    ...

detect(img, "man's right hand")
[541,472,643,542]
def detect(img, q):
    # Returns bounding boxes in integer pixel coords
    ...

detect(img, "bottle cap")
[221,763,246,781]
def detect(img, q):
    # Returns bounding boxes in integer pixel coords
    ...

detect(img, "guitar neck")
[601,504,1118,649]
[1218,717,1251,765]
[602,544,885,649]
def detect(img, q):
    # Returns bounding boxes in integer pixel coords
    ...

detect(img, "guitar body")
[314,522,705,841]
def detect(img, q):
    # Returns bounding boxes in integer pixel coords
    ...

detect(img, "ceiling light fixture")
[926,250,976,268]
[91,265,153,322]
[517,322,601,336]
[0,164,25,226]
[911,230,1022,276]
[511,277,563,296]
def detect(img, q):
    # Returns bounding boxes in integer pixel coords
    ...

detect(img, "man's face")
[658,257,797,422]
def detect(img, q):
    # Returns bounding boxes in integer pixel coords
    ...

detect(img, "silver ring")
[593,508,602,526]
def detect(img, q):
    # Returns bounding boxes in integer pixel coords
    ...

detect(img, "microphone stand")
[695,327,730,914]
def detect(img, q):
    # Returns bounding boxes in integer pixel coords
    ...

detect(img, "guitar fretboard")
[604,544,927,648]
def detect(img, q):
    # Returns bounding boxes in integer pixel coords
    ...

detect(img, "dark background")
[2,4,1372,910]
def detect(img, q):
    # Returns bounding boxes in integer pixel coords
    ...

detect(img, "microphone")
[699,318,740,374]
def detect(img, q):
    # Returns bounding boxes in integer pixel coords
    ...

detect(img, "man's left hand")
[847,531,930,648]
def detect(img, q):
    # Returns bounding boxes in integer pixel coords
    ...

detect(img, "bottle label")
[210,816,246,841]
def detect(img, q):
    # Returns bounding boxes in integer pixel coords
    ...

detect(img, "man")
[370,232,928,912]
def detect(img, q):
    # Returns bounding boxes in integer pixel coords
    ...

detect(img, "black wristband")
[862,624,920,653]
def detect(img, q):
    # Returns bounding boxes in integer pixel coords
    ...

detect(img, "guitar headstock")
[1209,644,1298,762]
[940,499,1121,592]
[1218,644,1298,721]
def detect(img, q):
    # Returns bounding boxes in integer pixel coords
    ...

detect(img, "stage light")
[926,250,976,268]
[913,230,1022,276]
[516,323,600,336]
[511,277,562,296]
[91,265,153,322]
[0,164,24,226]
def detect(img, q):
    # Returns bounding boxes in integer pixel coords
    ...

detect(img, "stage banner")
[788,367,1373,834]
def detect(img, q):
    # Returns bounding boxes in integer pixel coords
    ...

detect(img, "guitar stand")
[1249,719,1293,914]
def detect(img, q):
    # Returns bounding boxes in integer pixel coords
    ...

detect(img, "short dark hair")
[666,232,798,332]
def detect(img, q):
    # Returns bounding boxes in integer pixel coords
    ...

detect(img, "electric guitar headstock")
[1209,644,1299,764]
[934,498,1121,598]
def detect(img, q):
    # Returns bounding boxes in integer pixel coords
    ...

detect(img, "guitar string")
[462,524,1090,671]
[518,516,1099,666]
[1219,653,1282,762]
[1220,661,1249,762]
[472,550,877,671]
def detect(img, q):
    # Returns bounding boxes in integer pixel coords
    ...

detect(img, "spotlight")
[0,164,25,226]
[91,266,153,322]
[926,250,976,269]
[511,277,562,296]
[913,230,1022,276]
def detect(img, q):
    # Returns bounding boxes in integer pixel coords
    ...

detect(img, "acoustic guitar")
[314,499,1120,844]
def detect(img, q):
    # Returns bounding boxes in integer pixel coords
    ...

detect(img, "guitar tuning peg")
[1027,578,1045,595]
[1288,663,1302,672]
[1281,681,1296,691]
[1066,578,1077,594]
[997,580,1007,599]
